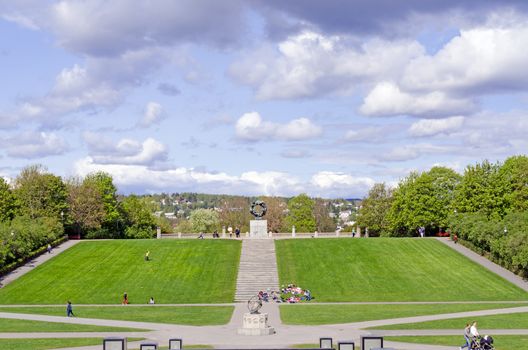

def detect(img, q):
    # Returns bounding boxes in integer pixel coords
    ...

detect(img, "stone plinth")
[237,313,275,335]
[250,220,268,238]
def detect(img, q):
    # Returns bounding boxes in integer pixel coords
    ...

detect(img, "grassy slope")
[371,311,528,329]
[279,303,528,325]
[0,306,234,325]
[275,238,528,301]
[385,335,528,350]
[0,239,241,304]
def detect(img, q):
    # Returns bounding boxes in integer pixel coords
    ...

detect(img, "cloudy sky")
[1,0,527,198]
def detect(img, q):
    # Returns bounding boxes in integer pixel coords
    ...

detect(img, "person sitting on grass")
[149,297,155,304]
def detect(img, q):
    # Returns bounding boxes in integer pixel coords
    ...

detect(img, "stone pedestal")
[237,313,275,335]
[250,220,268,238]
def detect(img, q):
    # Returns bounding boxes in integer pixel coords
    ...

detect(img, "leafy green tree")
[0,178,16,222]
[498,155,528,212]
[357,183,393,236]
[284,193,316,233]
[388,167,461,236]
[189,208,219,233]
[13,165,68,220]
[121,195,156,239]
[453,160,505,219]
[84,172,122,234]
[218,196,251,232]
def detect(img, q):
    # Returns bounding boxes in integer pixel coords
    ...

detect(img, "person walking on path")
[66,301,74,317]
[47,244,52,254]
[459,323,471,349]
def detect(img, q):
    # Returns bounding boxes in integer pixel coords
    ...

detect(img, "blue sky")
[1,0,527,198]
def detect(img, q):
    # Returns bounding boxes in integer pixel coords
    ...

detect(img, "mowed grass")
[371,311,528,330]
[275,238,528,301]
[0,338,115,350]
[0,240,241,304]
[0,306,233,325]
[279,303,528,325]
[0,317,144,332]
[384,335,528,350]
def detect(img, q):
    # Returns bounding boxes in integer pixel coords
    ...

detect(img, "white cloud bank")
[409,116,465,137]
[235,112,322,141]
[74,158,375,198]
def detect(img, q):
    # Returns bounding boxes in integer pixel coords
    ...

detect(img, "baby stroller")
[471,335,494,350]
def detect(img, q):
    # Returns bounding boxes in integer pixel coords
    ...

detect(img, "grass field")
[275,238,528,301]
[279,303,528,325]
[384,335,528,350]
[0,305,234,325]
[0,338,116,350]
[0,317,145,332]
[0,239,241,304]
[370,311,528,330]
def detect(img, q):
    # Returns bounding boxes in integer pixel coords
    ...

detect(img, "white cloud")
[235,112,322,141]
[230,31,424,99]
[360,82,475,118]
[83,134,168,166]
[1,13,40,30]
[402,25,528,94]
[73,157,374,198]
[4,132,68,159]
[344,126,389,142]
[409,116,465,137]
[140,102,164,127]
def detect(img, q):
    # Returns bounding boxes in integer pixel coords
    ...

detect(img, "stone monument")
[237,296,275,335]
[249,200,268,238]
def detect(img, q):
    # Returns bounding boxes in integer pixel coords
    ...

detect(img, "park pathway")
[436,237,528,292]
[234,239,280,302]
[0,239,80,288]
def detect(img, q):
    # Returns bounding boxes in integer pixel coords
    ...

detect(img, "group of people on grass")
[257,284,313,303]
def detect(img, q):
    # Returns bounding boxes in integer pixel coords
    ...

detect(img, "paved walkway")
[0,240,81,288]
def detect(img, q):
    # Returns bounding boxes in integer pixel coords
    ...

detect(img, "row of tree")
[357,155,528,276]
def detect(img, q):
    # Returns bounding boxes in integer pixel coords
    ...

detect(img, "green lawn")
[0,306,233,325]
[275,238,528,301]
[385,335,528,350]
[279,303,528,325]
[0,338,111,350]
[371,311,528,330]
[0,317,145,332]
[0,239,241,304]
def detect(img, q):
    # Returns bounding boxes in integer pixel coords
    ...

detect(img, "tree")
[65,177,105,237]
[13,165,68,220]
[190,208,219,233]
[387,167,461,236]
[0,178,16,222]
[357,183,393,236]
[218,196,251,232]
[498,155,528,212]
[259,196,287,232]
[453,160,505,219]
[121,195,156,239]
[284,194,316,233]
[313,198,336,232]
[84,172,122,234]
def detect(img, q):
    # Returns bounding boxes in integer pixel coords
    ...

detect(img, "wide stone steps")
[234,239,280,302]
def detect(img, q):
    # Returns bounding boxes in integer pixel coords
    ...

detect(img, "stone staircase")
[234,239,280,302]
